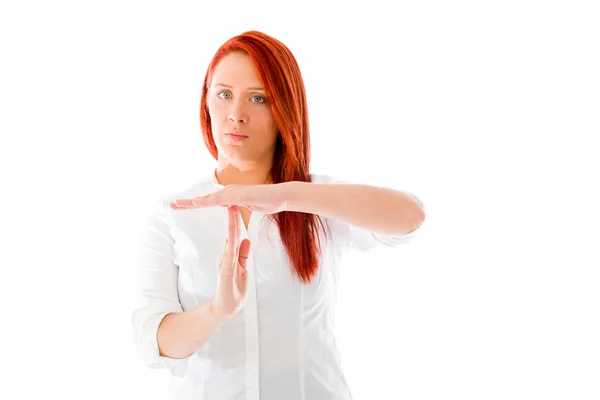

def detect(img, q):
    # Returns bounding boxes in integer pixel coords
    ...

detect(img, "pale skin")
[156,50,426,359]
[157,51,277,358]
[173,49,425,314]
[156,205,249,359]
[206,51,279,229]
[174,51,425,234]
[213,205,251,318]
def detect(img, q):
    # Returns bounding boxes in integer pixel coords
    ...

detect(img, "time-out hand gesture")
[212,205,251,321]
[170,183,291,214]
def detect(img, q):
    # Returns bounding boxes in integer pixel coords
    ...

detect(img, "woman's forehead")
[210,52,262,89]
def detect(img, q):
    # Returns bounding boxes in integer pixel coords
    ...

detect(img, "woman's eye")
[217,92,231,99]
[251,95,266,103]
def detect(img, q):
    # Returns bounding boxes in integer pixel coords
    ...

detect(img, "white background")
[1,1,598,399]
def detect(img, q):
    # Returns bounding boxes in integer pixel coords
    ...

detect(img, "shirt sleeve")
[131,197,190,378]
[313,174,426,253]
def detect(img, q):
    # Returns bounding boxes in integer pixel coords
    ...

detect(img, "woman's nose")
[228,103,248,123]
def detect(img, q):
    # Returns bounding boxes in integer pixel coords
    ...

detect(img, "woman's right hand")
[212,205,251,321]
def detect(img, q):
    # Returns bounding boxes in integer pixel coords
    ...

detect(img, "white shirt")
[131,170,425,400]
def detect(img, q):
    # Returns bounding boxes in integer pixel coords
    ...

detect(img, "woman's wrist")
[208,298,232,324]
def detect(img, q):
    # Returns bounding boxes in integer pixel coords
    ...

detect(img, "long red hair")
[200,30,327,284]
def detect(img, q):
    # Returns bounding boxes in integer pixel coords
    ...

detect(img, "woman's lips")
[225,133,248,141]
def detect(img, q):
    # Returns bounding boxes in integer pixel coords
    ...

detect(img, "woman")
[132,30,426,400]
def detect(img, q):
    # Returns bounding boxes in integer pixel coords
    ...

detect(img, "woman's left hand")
[170,183,292,214]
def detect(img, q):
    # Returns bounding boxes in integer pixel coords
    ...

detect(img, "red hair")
[200,30,327,284]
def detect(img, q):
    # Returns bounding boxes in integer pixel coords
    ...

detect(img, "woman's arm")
[157,300,226,359]
[132,199,225,376]
[284,181,426,236]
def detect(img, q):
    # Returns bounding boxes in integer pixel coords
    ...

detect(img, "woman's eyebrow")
[213,83,265,91]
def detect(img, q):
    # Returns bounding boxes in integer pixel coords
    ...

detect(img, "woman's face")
[207,51,279,166]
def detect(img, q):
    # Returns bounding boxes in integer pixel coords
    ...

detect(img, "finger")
[237,265,248,296]
[238,238,251,269]
[236,239,251,295]
[191,191,222,207]
[217,246,225,271]
[232,206,242,261]
[226,205,239,259]
[169,202,187,210]
[171,199,194,209]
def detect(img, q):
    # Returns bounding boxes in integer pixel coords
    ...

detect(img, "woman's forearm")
[157,299,226,359]
[284,181,425,236]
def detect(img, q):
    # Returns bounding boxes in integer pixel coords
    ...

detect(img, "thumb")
[238,238,251,268]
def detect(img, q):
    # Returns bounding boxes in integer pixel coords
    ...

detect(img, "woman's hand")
[170,183,292,214]
[212,205,251,321]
